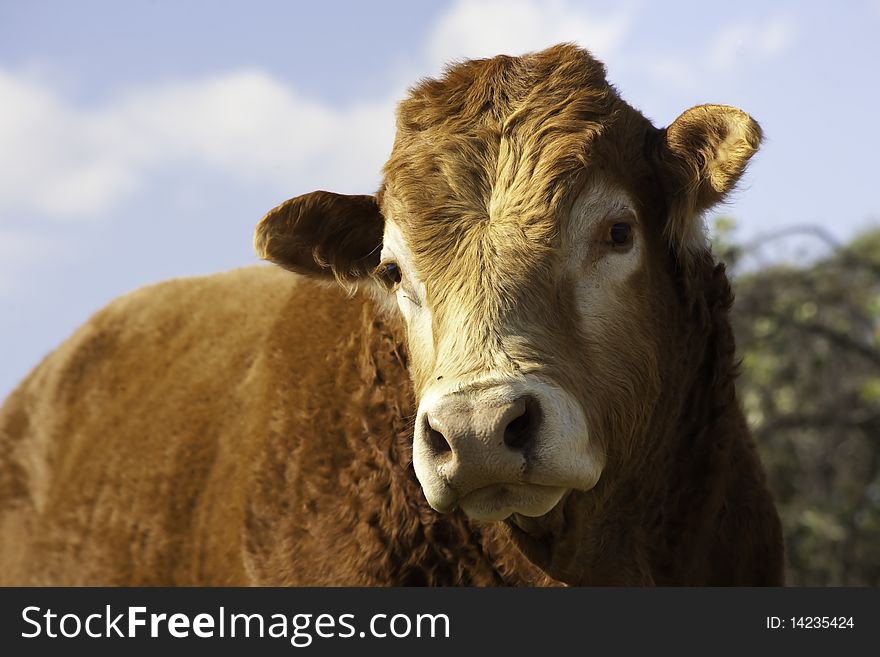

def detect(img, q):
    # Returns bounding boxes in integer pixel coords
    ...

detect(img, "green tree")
[717,221,880,585]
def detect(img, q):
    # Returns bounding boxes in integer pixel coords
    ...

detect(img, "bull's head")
[254,45,760,533]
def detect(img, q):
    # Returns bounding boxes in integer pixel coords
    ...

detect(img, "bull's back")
[0,266,360,584]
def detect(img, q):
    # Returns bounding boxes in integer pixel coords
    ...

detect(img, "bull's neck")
[656,256,742,487]
[608,255,746,581]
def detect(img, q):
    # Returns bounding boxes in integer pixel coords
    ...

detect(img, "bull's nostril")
[503,396,540,450]
[424,416,452,454]
[503,413,531,449]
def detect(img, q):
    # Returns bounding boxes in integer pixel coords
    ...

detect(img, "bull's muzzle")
[413,389,542,511]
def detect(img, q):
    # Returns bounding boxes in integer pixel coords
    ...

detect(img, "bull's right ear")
[254,191,384,284]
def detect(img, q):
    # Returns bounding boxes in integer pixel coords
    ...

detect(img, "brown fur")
[0,44,784,585]
[0,268,552,585]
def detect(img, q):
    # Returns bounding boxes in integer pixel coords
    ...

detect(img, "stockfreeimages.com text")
[21,605,450,647]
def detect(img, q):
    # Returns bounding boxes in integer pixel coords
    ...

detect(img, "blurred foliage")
[715,219,880,585]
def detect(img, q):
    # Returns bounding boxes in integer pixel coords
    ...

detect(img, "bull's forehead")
[380,45,652,292]
[382,172,637,291]
[381,187,555,321]
[380,173,642,389]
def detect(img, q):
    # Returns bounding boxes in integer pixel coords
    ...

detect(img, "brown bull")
[0,44,784,585]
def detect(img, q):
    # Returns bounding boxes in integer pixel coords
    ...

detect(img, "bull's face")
[255,45,761,523]
[377,175,652,521]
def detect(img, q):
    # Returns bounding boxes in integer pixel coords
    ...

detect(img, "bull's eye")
[609,222,632,247]
[376,261,402,289]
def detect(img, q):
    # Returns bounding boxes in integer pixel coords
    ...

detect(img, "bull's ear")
[254,191,384,284]
[658,104,762,253]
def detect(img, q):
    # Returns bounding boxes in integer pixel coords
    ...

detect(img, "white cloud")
[0,70,135,218]
[425,0,631,73]
[0,69,395,220]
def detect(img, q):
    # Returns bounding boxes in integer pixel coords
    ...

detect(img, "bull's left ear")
[254,190,384,285]
[657,104,762,252]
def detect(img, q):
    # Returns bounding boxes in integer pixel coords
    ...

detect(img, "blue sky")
[1,0,879,398]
